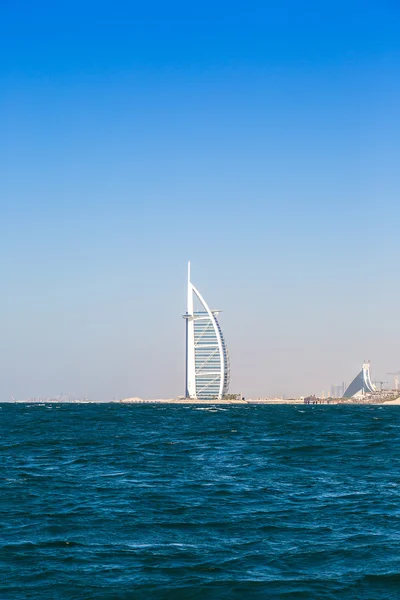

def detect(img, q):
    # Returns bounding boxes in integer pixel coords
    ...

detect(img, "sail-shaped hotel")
[183,263,230,400]
[343,362,376,398]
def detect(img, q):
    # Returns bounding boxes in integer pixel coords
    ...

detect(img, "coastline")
[119,396,400,405]
[4,396,400,405]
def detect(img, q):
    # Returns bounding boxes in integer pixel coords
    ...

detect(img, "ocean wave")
[1,404,399,599]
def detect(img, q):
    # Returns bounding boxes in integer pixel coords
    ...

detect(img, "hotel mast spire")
[187,261,193,315]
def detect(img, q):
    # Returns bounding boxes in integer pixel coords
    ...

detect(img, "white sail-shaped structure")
[343,362,376,398]
[183,263,230,400]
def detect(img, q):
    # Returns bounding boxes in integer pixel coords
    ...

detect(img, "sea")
[1,403,399,600]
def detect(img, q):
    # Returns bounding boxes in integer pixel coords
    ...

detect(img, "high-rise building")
[330,383,346,398]
[343,362,376,398]
[182,263,230,400]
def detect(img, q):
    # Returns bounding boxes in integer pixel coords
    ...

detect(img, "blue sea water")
[1,404,399,600]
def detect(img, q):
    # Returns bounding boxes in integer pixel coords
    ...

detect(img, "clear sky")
[1,0,399,400]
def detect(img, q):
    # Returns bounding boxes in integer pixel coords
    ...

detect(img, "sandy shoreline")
[378,397,400,405]
[6,397,400,405]
[119,397,400,406]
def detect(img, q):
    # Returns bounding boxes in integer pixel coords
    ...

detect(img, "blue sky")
[1,0,399,399]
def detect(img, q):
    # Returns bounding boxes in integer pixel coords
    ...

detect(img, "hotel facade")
[183,263,230,400]
[343,362,376,398]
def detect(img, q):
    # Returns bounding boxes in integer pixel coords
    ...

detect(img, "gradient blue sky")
[2,0,399,400]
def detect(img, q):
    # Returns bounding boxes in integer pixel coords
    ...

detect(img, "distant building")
[330,383,346,398]
[182,263,230,400]
[343,362,376,398]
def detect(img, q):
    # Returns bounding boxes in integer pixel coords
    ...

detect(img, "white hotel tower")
[183,263,230,400]
[343,362,376,398]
